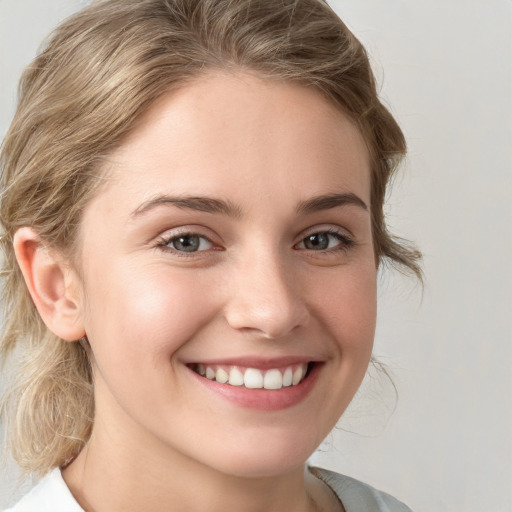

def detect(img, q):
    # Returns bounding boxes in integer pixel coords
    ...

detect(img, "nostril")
[224,297,309,339]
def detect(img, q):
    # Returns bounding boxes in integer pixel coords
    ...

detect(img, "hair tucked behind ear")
[0,0,421,476]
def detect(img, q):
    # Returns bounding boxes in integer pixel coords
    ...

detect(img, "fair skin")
[15,72,376,512]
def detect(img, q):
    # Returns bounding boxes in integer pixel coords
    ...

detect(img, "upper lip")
[183,356,320,370]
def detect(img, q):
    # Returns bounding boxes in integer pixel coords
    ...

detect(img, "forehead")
[92,71,371,218]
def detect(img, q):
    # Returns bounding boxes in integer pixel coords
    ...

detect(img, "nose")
[223,250,310,339]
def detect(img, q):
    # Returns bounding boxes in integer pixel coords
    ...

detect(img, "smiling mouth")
[188,362,313,390]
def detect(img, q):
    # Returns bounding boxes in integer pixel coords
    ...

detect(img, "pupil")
[173,235,200,252]
[306,233,328,250]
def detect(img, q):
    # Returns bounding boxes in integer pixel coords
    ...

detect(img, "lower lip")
[188,363,321,411]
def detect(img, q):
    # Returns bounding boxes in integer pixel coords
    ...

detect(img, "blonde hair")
[0,0,421,476]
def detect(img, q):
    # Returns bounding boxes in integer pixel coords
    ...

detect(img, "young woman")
[0,1,421,511]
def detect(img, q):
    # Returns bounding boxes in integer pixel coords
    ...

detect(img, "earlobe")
[13,227,85,342]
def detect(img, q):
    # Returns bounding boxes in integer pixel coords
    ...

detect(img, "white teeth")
[244,368,264,389]
[263,369,283,389]
[292,366,304,385]
[282,367,293,387]
[216,368,229,384]
[197,363,310,389]
[228,367,244,386]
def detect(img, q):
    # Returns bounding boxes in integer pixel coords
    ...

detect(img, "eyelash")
[294,228,355,254]
[156,231,216,257]
[155,228,355,257]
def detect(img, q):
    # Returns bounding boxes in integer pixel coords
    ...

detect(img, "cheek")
[309,262,377,352]
[82,263,220,366]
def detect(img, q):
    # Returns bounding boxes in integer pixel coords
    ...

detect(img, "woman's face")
[76,72,377,478]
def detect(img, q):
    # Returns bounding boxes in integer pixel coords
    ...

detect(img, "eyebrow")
[131,192,368,219]
[296,192,368,214]
[132,195,242,218]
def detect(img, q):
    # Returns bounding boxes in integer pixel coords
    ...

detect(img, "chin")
[199,431,319,479]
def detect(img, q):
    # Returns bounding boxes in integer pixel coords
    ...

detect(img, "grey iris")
[173,235,201,252]
[304,233,329,250]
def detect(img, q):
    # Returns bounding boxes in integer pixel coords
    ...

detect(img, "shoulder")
[309,467,414,512]
[5,466,413,512]
[3,469,84,512]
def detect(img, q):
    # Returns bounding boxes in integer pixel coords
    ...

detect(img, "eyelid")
[156,225,217,241]
[298,224,353,241]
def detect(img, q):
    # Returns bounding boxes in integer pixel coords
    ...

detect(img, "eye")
[162,233,213,253]
[296,230,353,251]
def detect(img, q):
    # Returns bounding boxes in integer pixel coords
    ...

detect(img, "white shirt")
[3,466,413,511]
[3,469,83,512]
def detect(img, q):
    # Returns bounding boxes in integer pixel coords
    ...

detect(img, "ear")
[13,227,86,342]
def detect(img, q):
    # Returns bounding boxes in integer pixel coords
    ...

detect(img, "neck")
[62,427,330,512]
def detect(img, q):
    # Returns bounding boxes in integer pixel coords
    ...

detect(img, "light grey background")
[1,1,511,511]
